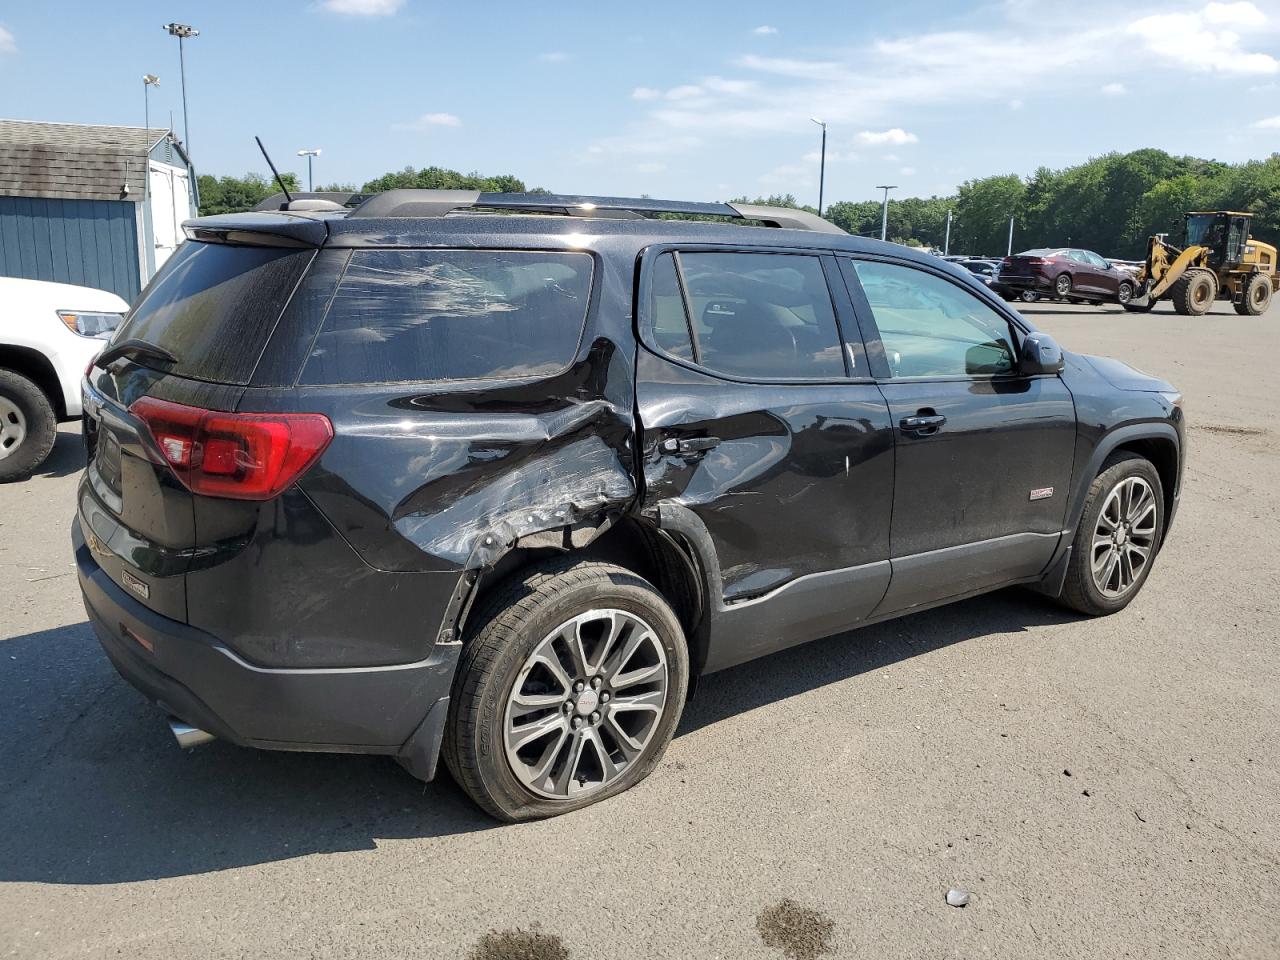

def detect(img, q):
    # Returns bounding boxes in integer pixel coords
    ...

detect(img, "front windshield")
[1186,214,1222,247]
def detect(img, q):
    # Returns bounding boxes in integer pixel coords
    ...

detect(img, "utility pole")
[876,185,897,241]
[944,209,952,256]
[1007,215,1015,256]
[163,23,199,155]
[809,118,827,216]
[297,149,321,192]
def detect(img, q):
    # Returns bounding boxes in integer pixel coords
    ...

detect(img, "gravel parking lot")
[2,300,1277,960]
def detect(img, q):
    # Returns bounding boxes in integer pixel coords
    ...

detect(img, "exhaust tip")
[168,717,216,749]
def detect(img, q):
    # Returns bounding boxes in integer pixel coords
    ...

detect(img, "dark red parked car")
[996,249,1137,305]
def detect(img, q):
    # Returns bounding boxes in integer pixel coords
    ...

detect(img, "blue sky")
[3,0,1280,203]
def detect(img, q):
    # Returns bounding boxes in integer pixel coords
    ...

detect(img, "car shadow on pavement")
[0,590,1077,885]
[31,428,85,480]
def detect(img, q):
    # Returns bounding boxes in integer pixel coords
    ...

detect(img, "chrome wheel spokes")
[1091,476,1157,599]
[503,609,669,800]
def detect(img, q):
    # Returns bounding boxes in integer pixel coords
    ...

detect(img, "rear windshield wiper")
[96,338,179,368]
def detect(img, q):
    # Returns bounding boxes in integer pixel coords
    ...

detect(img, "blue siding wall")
[0,196,140,302]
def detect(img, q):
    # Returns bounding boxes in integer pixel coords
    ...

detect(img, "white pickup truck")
[0,277,128,481]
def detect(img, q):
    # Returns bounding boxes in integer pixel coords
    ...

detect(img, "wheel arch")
[459,513,711,679]
[0,345,65,419]
[1067,423,1181,546]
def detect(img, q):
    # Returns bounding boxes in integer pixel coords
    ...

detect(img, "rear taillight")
[1027,258,1047,266]
[130,397,333,501]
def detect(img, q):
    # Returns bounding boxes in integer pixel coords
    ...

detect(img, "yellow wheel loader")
[1125,211,1278,316]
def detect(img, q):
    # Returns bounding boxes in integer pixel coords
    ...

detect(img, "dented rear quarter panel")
[280,231,644,576]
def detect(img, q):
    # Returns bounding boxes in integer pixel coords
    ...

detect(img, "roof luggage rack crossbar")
[345,190,844,233]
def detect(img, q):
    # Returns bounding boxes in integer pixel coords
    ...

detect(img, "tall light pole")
[875,185,897,241]
[1007,215,1015,256]
[142,75,160,137]
[944,208,952,256]
[809,117,826,217]
[162,22,198,155]
[297,149,321,192]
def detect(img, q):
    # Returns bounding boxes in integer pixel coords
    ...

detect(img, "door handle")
[660,436,722,455]
[899,413,947,435]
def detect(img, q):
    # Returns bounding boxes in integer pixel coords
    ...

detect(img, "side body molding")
[653,502,890,674]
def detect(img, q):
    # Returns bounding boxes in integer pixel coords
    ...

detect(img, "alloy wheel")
[503,609,670,800]
[1091,477,1158,598]
[0,395,27,461]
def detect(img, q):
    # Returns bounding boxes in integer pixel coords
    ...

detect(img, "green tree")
[197,172,300,215]
[953,174,1026,255]
[360,166,532,193]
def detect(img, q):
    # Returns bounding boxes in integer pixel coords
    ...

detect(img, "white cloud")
[1101,82,1127,95]
[666,85,704,100]
[1204,1,1267,27]
[0,24,15,53]
[635,162,667,173]
[899,166,917,176]
[1253,115,1280,128]
[397,112,461,129]
[1128,3,1278,74]
[589,1,1280,170]
[539,51,569,63]
[857,127,918,145]
[752,25,778,35]
[320,0,404,15]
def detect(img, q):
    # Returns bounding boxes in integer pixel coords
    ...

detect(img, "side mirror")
[1020,331,1065,375]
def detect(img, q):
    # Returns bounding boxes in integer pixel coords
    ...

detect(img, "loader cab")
[1185,211,1251,269]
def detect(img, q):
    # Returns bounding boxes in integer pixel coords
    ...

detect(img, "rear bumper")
[74,518,460,777]
[996,274,1052,292]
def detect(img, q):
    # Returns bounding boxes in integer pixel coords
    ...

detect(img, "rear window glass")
[300,250,593,385]
[113,241,313,384]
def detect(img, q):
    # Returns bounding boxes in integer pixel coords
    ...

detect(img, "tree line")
[198,149,1280,258]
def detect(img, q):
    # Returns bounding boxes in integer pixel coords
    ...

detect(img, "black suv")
[75,191,1185,821]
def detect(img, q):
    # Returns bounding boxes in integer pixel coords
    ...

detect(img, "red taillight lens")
[1027,257,1047,266]
[130,397,333,501]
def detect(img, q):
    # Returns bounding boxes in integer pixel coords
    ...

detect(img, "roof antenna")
[254,135,293,206]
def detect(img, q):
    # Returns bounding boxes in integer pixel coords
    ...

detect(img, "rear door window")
[112,241,314,384]
[300,250,593,385]
[655,251,845,380]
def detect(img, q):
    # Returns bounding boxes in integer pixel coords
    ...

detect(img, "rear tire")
[1171,269,1216,316]
[1019,289,1039,303]
[444,558,689,822]
[0,369,57,483]
[1054,273,1073,298]
[1233,273,1272,316]
[1058,453,1165,616]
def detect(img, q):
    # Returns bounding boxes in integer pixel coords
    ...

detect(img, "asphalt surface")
[2,300,1278,959]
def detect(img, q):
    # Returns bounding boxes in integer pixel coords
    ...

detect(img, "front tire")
[1058,453,1165,616]
[1171,268,1216,316]
[1116,281,1135,306]
[444,559,689,822]
[0,369,57,483]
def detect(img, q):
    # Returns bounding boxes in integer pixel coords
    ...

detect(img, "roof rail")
[251,191,370,212]
[346,190,845,234]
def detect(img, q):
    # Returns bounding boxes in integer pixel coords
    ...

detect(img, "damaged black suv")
[75,190,1185,821]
